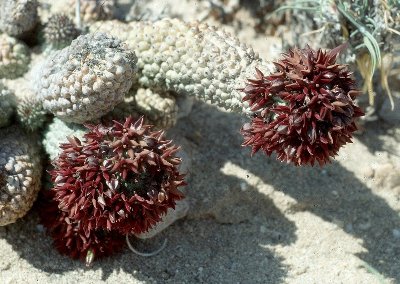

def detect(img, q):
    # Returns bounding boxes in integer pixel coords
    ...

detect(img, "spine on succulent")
[0,82,15,128]
[0,34,30,79]
[89,18,273,114]
[106,88,179,130]
[35,33,137,124]
[0,127,42,226]
[0,0,39,38]
[50,116,186,237]
[42,13,80,50]
[16,91,47,132]
[240,44,364,166]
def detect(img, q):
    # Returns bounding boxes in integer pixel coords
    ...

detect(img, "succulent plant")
[52,0,115,25]
[90,18,272,114]
[132,88,178,129]
[35,33,137,123]
[43,118,86,161]
[0,82,15,128]
[40,116,186,263]
[240,44,364,166]
[0,0,39,37]
[0,34,30,79]
[16,91,47,132]
[39,189,125,265]
[0,127,42,226]
[89,18,363,166]
[43,13,80,50]
[50,116,186,236]
[77,0,115,23]
[107,88,179,130]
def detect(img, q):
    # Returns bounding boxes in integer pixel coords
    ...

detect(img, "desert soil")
[1,1,400,283]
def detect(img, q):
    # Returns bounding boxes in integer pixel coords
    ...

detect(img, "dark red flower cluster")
[39,189,126,265]
[241,44,364,166]
[40,116,186,264]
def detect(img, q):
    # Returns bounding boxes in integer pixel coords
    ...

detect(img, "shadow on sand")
[191,102,400,281]
[3,101,399,282]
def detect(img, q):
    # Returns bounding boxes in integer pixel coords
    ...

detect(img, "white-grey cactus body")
[90,19,273,114]
[35,33,137,124]
[42,118,86,161]
[0,128,42,226]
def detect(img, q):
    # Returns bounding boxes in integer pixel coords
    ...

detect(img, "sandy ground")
[1,101,400,283]
[1,0,400,283]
